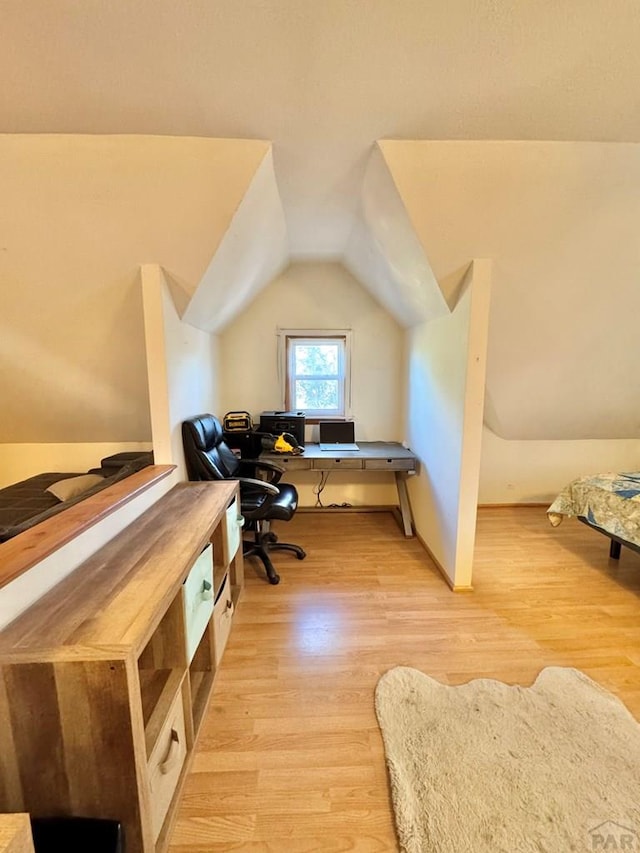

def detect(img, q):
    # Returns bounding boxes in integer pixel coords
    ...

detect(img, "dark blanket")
[0,453,153,542]
[0,472,78,533]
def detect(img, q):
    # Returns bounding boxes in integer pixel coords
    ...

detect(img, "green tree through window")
[284,334,350,417]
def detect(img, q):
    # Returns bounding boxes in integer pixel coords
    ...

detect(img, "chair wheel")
[268,573,281,585]
[296,549,306,560]
[265,532,278,544]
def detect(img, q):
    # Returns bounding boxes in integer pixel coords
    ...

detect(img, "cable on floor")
[313,471,330,507]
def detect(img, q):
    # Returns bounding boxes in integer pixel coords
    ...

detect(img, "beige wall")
[0,134,267,445]
[381,140,640,443]
[0,442,151,490]
[1,258,224,631]
[480,428,640,504]
[1,256,226,629]
[381,139,640,520]
[219,261,404,506]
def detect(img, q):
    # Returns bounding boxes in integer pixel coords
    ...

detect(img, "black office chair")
[182,414,306,585]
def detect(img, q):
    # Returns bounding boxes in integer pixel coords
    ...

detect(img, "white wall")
[141,265,220,480]
[480,428,640,504]
[405,262,491,589]
[219,261,404,506]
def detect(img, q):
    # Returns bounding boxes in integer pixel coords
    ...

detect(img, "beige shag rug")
[375,666,640,853]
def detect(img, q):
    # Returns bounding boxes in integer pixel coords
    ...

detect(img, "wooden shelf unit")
[0,481,244,853]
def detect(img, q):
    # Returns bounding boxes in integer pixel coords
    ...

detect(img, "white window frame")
[278,329,352,420]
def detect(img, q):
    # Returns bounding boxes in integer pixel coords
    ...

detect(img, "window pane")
[294,344,339,377]
[295,379,340,411]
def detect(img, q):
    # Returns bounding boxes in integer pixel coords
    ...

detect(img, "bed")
[547,471,640,558]
[0,452,153,542]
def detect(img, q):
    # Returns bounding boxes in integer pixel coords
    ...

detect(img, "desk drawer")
[364,458,415,471]
[213,572,234,665]
[183,544,214,664]
[223,498,243,565]
[148,686,187,841]
[312,458,363,470]
[274,456,310,471]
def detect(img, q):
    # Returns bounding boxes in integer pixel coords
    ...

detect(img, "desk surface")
[259,441,417,536]
[260,441,417,469]
[297,441,415,460]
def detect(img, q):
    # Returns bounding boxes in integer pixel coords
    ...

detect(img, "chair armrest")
[238,458,284,483]
[238,477,280,496]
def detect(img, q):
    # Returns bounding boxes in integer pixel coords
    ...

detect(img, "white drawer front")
[213,573,235,666]
[148,687,187,841]
[223,499,244,565]
[183,544,214,663]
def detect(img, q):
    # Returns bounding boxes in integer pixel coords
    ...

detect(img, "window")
[281,330,351,419]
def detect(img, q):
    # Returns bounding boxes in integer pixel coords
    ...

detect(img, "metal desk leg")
[395,472,414,537]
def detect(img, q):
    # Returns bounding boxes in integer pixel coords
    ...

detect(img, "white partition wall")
[141,264,220,481]
[404,261,491,589]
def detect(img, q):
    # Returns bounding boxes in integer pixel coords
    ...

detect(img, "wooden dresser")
[0,481,243,853]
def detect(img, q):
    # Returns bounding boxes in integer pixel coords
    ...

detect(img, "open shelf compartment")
[189,620,216,735]
[137,594,188,758]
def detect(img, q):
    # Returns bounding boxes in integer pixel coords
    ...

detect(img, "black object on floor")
[30,817,124,853]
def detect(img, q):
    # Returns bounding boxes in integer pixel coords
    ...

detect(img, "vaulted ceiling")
[2,1,640,442]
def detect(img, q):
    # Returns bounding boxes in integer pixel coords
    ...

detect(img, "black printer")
[259,411,306,447]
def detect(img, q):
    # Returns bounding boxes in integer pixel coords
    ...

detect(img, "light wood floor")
[168,507,640,852]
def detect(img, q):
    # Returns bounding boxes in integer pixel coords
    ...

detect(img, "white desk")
[261,441,418,536]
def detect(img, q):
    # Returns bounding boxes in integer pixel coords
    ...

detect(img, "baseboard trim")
[414,529,473,593]
[297,505,397,513]
[478,502,549,508]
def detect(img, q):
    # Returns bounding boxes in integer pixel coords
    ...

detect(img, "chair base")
[243,535,306,585]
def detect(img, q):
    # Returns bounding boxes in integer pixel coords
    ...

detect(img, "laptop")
[318,421,359,451]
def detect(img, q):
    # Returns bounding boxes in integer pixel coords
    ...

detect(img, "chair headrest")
[182,414,224,451]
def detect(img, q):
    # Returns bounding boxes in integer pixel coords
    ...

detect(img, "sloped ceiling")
[0,135,269,442]
[2,2,640,441]
[3,1,640,256]
[182,147,289,334]
[381,140,640,440]
[344,145,449,327]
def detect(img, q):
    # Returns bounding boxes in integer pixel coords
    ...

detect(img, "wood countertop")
[0,480,238,658]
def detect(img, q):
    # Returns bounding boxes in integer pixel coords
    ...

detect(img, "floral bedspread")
[547,472,640,546]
